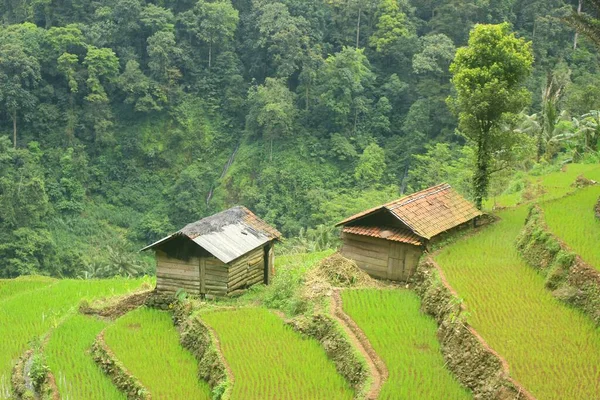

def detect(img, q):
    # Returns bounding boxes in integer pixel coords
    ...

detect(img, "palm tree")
[565,0,600,49]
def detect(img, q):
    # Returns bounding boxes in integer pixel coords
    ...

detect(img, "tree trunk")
[574,0,583,50]
[208,42,212,69]
[356,6,362,49]
[305,84,310,110]
[270,138,273,162]
[12,110,17,149]
[474,128,490,210]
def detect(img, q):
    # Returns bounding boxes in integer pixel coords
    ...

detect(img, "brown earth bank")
[91,331,150,400]
[328,289,388,400]
[595,196,600,220]
[516,205,600,325]
[285,310,371,399]
[79,289,153,320]
[412,258,535,400]
[12,337,61,399]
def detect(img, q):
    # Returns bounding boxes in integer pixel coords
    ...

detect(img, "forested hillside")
[1,0,599,278]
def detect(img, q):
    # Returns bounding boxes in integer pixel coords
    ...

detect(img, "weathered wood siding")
[156,244,272,297]
[340,233,422,281]
[228,246,265,293]
[156,250,201,295]
[202,256,228,297]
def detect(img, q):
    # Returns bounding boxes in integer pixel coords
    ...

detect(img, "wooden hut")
[336,183,481,281]
[142,206,281,297]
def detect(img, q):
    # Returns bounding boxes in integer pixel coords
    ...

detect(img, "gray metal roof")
[141,206,281,264]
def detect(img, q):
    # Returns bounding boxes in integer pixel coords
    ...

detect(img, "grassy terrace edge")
[412,257,534,399]
[516,204,600,325]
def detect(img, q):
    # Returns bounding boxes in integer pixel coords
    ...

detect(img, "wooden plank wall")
[228,246,265,293]
[340,233,422,281]
[203,256,228,297]
[156,250,201,295]
[156,245,269,298]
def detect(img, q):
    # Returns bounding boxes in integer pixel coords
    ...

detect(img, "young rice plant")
[104,307,212,399]
[342,289,472,400]
[46,314,125,400]
[0,278,146,400]
[201,307,354,400]
[435,207,600,399]
[542,185,600,271]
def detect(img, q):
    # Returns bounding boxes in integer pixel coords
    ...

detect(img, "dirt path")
[330,289,388,400]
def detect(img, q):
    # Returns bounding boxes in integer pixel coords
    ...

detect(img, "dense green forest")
[1,0,599,278]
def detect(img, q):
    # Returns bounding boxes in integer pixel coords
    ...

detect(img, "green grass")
[104,307,211,399]
[46,314,125,400]
[0,276,56,300]
[484,164,600,210]
[435,207,600,400]
[542,186,600,271]
[342,289,471,400]
[0,278,147,399]
[201,307,354,400]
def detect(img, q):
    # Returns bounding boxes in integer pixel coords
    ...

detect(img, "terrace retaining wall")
[413,257,535,400]
[91,331,151,400]
[146,292,232,400]
[286,312,370,398]
[80,290,153,319]
[516,205,600,325]
[11,349,58,400]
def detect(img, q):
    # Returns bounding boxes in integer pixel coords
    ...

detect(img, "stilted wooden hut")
[336,183,481,281]
[142,206,281,297]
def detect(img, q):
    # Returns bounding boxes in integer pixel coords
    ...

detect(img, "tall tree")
[369,0,409,54]
[0,25,41,148]
[448,23,533,209]
[316,47,375,135]
[246,77,297,161]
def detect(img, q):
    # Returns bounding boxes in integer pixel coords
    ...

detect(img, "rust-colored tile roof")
[342,226,423,246]
[242,207,282,240]
[337,183,481,240]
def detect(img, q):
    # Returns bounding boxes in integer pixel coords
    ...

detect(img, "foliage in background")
[0,0,599,277]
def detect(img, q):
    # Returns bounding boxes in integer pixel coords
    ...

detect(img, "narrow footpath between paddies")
[435,207,600,400]
[104,307,212,399]
[201,307,354,400]
[341,288,472,400]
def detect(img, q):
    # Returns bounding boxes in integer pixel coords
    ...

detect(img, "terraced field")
[201,307,354,400]
[485,163,600,209]
[435,207,600,399]
[104,307,211,399]
[542,185,600,271]
[0,278,147,399]
[342,289,471,400]
[0,276,55,300]
[46,314,125,400]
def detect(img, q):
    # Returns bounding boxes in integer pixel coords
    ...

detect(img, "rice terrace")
[3,0,600,399]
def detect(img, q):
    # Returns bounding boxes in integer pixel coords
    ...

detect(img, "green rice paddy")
[0,276,55,300]
[342,289,471,400]
[201,307,354,400]
[542,185,600,271]
[484,163,600,209]
[104,307,212,399]
[46,314,125,400]
[0,278,146,399]
[435,207,600,400]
